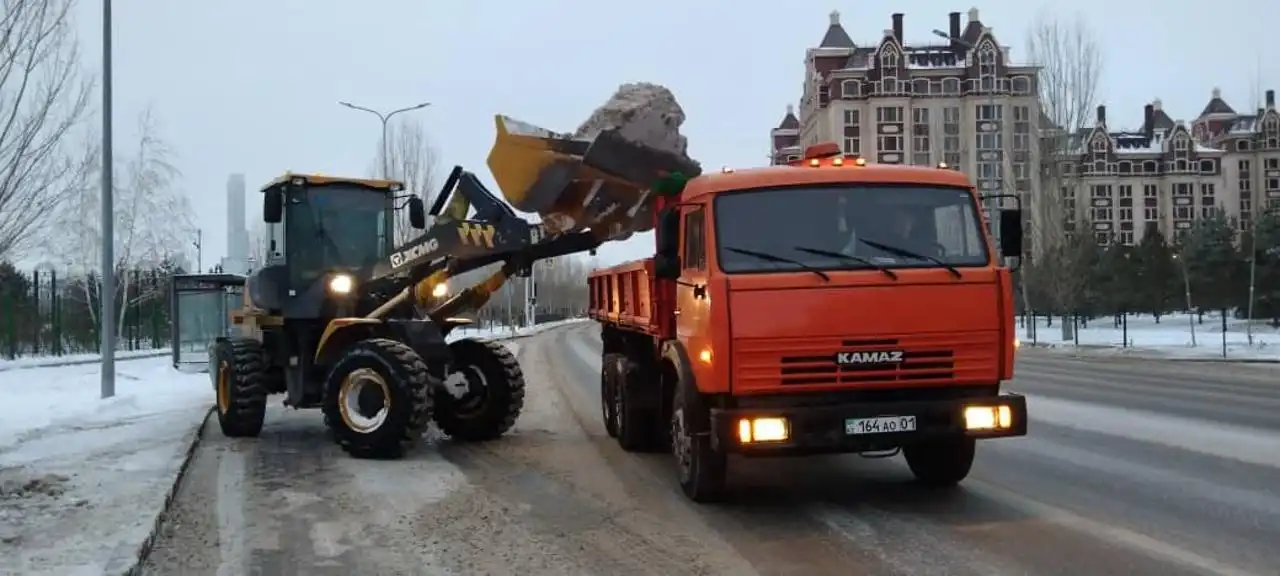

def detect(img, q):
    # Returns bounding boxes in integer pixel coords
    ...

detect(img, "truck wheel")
[323,338,434,459]
[212,338,269,438]
[671,375,726,502]
[434,339,526,442]
[904,437,976,487]
[601,353,622,438]
[613,356,660,452]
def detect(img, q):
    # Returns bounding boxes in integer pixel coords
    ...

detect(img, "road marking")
[965,480,1263,576]
[1027,394,1280,469]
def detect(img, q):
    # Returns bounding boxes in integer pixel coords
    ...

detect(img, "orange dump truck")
[586,143,1028,502]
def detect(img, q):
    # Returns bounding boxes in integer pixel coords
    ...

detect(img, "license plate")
[845,415,916,435]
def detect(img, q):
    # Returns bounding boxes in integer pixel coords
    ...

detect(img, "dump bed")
[587,258,663,336]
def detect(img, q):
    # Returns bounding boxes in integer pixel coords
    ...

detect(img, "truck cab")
[588,143,1028,502]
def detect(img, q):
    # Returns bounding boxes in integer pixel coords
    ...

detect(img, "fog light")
[964,405,1014,430]
[738,417,789,443]
[328,274,354,294]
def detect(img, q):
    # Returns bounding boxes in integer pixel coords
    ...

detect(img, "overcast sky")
[75,0,1279,268]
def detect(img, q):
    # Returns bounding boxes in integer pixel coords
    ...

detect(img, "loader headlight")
[431,282,448,298]
[328,274,354,294]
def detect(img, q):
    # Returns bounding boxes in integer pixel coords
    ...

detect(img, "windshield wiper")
[792,245,897,280]
[723,246,830,281]
[858,238,962,279]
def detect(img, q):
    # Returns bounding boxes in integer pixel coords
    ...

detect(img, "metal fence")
[0,266,171,360]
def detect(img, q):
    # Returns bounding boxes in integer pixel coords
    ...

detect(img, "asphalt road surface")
[144,322,1280,576]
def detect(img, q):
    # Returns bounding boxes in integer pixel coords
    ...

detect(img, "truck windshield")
[286,186,389,283]
[714,184,989,274]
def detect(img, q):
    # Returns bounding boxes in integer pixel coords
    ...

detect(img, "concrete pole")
[100,0,116,399]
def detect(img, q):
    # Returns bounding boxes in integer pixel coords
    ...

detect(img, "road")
[144,322,1280,576]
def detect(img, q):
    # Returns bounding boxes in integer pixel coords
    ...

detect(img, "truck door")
[676,206,712,379]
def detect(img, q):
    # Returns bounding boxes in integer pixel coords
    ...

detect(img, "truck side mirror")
[408,196,427,229]
[263,188,283,223]
[654,253,681,279]
[998,208,1023,258]
[655,207,680,257]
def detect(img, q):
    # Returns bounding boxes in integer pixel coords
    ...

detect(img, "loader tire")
[323,338,434,459]
[433,339,526,442]
[212,338,269,438]
[904,437,975,487]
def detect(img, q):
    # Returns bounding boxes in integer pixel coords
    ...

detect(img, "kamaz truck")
[587,143,1029,502]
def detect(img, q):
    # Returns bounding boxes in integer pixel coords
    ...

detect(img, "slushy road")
[143,323,1280,575]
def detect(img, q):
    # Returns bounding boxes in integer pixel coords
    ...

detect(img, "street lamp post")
[100,0,116,399]
[337,101,431,178]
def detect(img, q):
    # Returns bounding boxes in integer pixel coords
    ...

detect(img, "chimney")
[892,13,904,43]
[968,7,980,23]
[786,104,794,116]
[830,10,840,26]
[1153,98,1162,111]
[949,12,961,44]
[1096,105,1106,125]
[1143,104,1154,139]
[1268,89,1275,109]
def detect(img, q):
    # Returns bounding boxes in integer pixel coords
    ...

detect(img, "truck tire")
[601,353,621,438]
[671,373,726,502]
[433,339,527,442]
[323,338,434,459]
[612,355,661,452]
[904,437,976,487]
[212,338,269,438]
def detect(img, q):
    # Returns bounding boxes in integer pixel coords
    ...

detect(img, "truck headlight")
[431,282,448,298]
[328,274,354,294]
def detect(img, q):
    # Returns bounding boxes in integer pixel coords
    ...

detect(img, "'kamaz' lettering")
[836,350,904,365]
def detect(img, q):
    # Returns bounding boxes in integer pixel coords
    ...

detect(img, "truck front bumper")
[709,393,1028,456]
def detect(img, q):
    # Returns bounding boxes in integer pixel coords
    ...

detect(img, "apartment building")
[770,8,1042,242]
[1057,90,1280,247]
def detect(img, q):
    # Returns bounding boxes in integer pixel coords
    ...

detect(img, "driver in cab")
[839,201,933,258]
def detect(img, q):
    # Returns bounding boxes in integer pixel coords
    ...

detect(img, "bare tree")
[0,0,93,261]
[373,117,438,244]
[1025,10,1102,338]
[53,109,194,340]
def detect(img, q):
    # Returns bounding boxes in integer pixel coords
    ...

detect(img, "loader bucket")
[486,115,700,240]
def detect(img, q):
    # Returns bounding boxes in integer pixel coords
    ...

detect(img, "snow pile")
[0,358,210,573]
[573,82,699,170]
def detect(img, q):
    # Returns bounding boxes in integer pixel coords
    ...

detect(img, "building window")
[943,106,961,168]
[977,42,997,92]
[1199,183,1216,219]
[976,132,1002,150]
[880,48,899,71]
[1119,231,1135,246]
[912,108,930,166]
[976,104,1003,121]
[878,135,904,153]
[842,109,861,155]
[1142,185,1159,222]
[876,106,903,123]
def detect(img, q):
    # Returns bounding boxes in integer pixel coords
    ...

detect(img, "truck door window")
[683,208,706,271]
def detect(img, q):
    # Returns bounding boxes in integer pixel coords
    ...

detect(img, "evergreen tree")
[1178,209,1242,313]
[1132,224,1178,321]
[1063,222,1105,316]
[1248,209,1280,323]
[1096,239,1137,315]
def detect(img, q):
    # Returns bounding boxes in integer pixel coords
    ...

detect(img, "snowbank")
[1018,313,1280,362]
[0,348,170,373]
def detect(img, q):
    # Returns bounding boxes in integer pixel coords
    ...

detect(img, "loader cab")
[252,173,425,316]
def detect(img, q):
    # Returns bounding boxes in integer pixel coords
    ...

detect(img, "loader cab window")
[682,208,707,271]
[285,186,391,286]
[714,184,989,274]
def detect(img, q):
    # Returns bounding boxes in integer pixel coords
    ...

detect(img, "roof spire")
[1212,86,1222,99]
[786,103,794,115]
[830,10,840,26]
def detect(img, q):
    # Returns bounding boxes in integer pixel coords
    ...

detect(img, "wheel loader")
[211,114,700,458]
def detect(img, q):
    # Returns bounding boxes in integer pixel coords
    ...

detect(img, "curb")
[120,406,214,576]
[0,351,170,373]
[1022,345,1280,364]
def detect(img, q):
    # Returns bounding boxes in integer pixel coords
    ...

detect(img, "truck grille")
[733,332,1000,392]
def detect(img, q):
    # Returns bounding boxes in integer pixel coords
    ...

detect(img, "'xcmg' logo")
[836,350,904,365]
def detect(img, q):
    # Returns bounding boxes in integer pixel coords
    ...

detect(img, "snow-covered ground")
[0,349,169,373]
[0,318,587,575]
[1018,313,1280,361]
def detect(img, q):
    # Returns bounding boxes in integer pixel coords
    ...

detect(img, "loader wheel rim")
[451,365,490,417]
[338,368,391,433]
[217,362,230,414]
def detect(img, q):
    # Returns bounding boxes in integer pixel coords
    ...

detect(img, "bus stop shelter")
[170,273,246,371]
